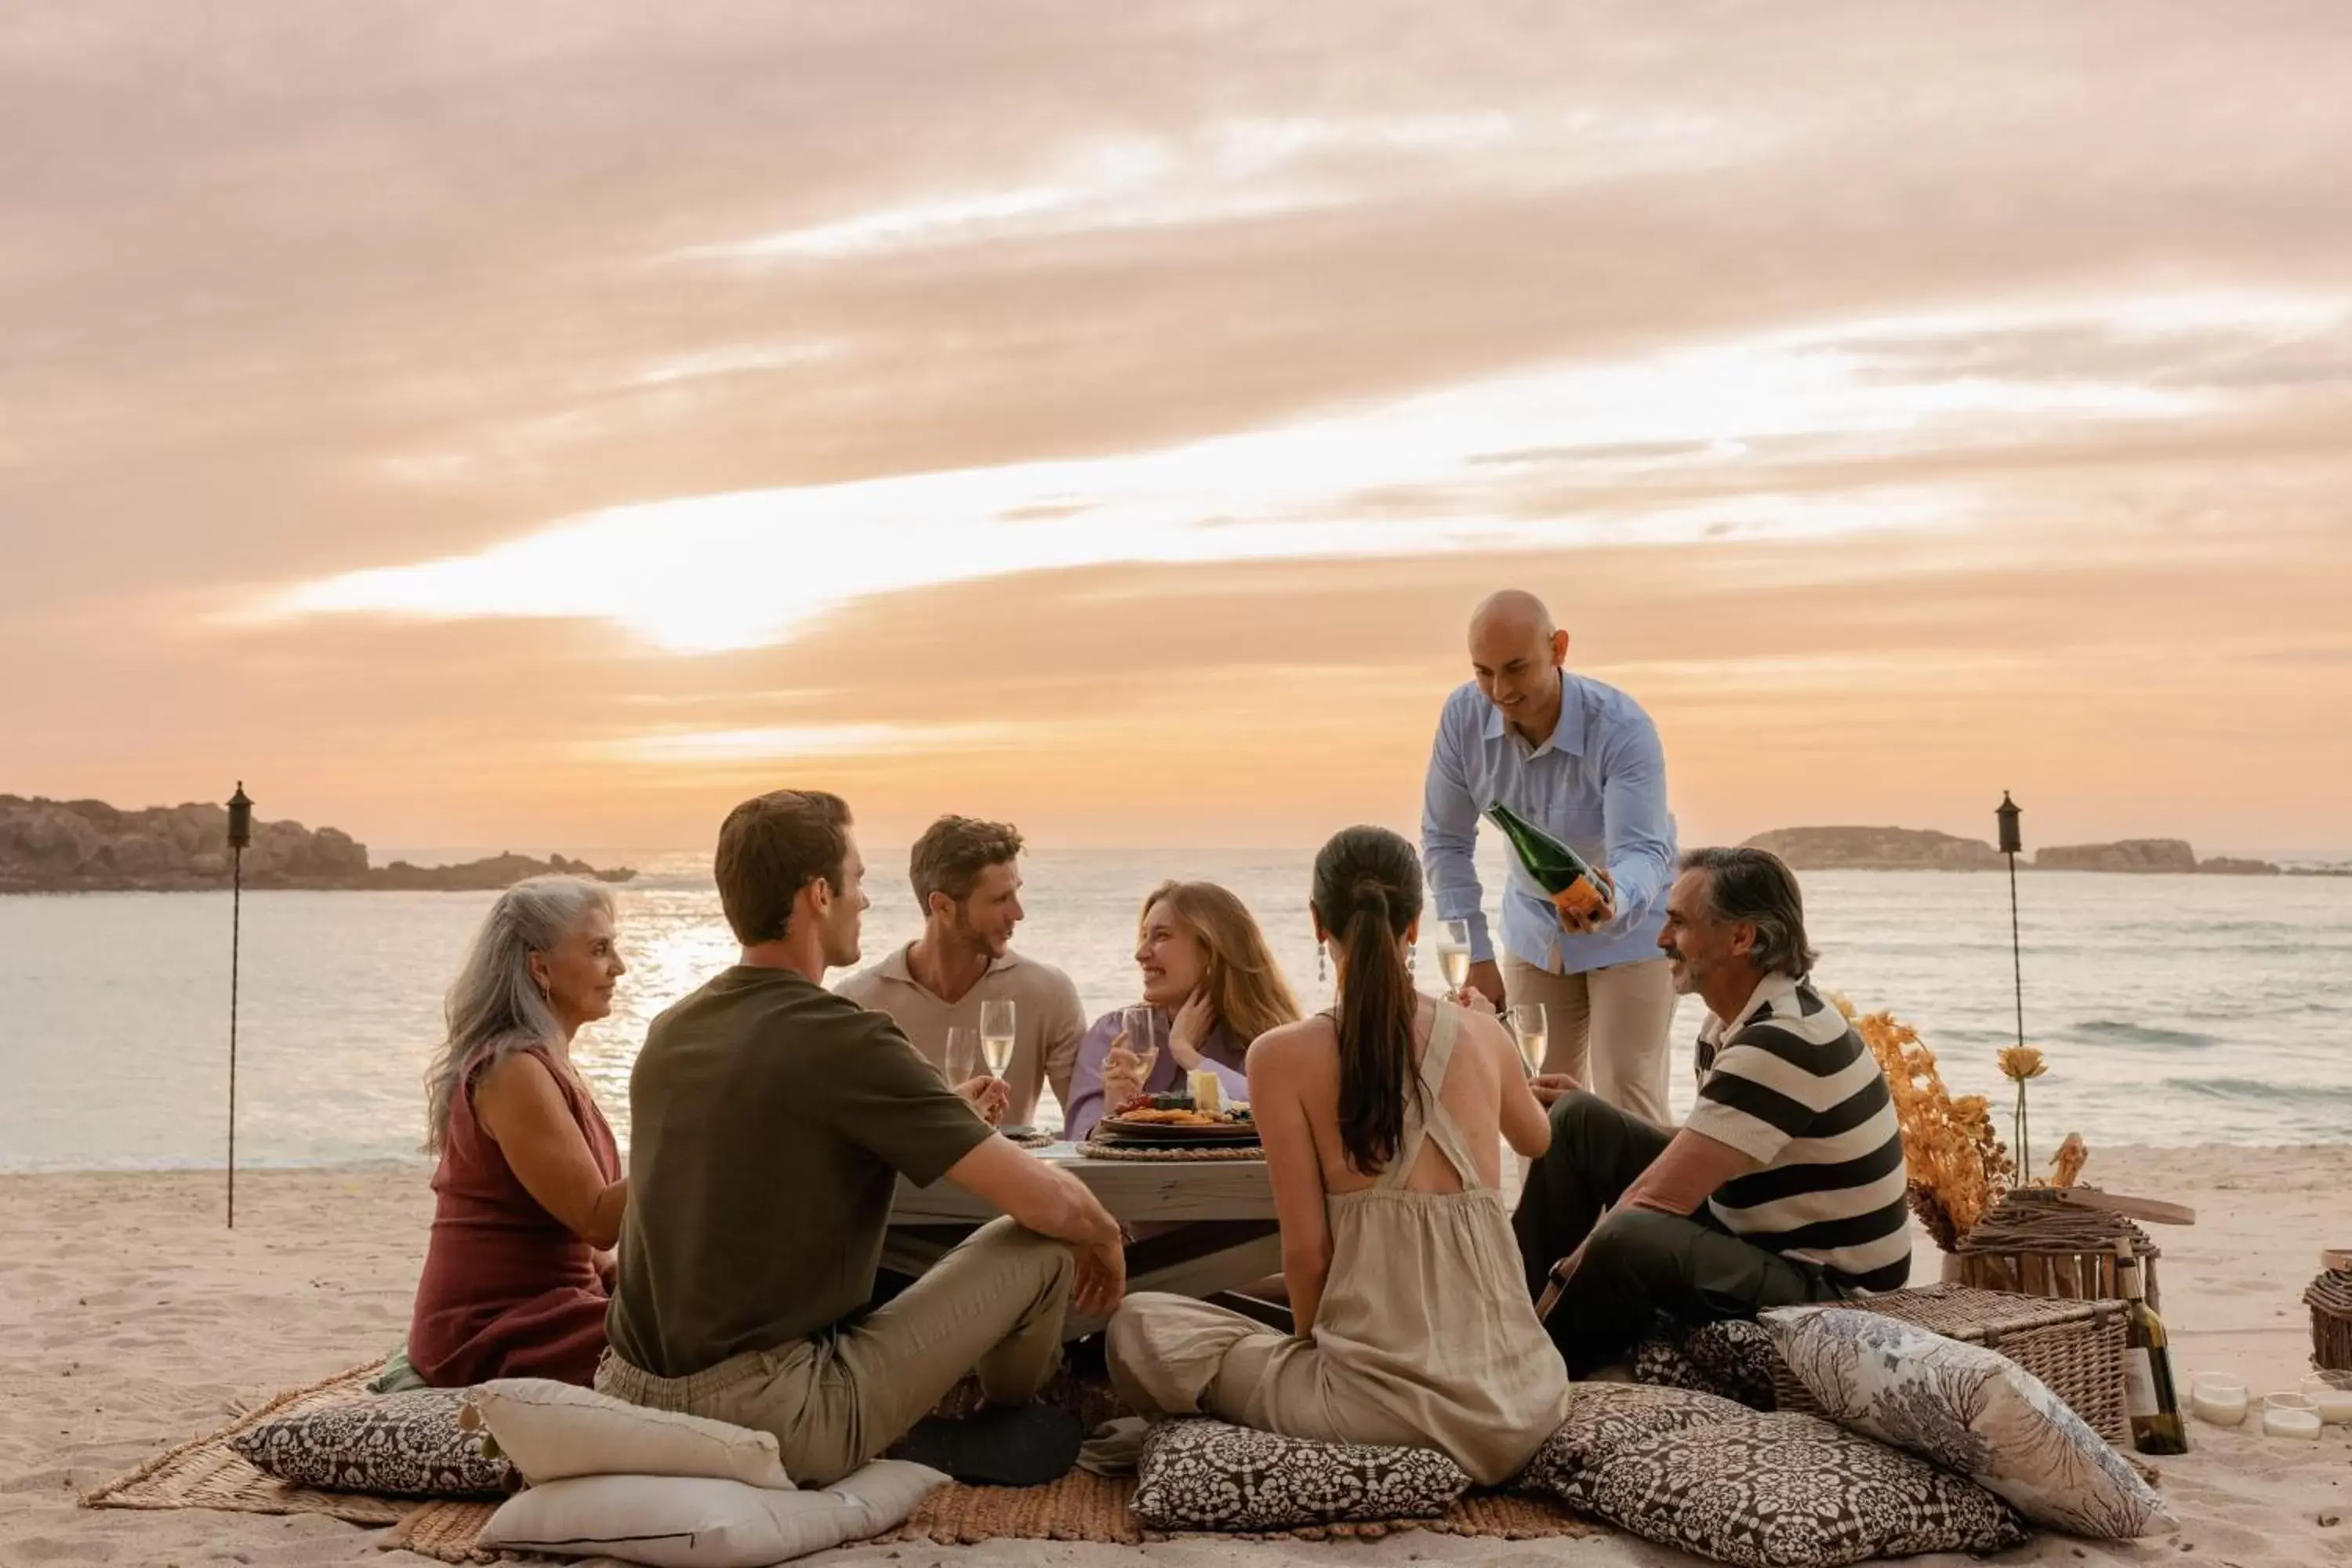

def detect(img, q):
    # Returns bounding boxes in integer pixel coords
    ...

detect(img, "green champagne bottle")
[1484,801,1616,924]
[2115,1240,2188,1455]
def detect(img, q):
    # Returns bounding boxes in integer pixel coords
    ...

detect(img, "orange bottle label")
[1549,879,1613,922]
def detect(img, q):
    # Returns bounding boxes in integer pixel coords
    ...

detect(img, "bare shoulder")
[1245,1015,1338,1074]
[477,1046,561,1100]
[1448,1002,1515,1063]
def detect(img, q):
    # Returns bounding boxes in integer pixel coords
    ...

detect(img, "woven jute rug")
[381,1472,1601,1561]
[80,1360,416,1526]
[89,1361,1603,1561]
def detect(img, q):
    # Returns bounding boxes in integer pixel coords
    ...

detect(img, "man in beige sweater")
[836,815,1087,1132]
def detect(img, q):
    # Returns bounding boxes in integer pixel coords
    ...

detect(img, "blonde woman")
[407,877,630,1388]
[1062,881,1302,1141]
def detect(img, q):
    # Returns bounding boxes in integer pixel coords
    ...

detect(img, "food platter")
[1096,1094,1260,1148]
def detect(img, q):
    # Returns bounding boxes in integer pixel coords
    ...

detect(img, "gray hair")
[1679,847,1818,978]
[423,876,615,1152]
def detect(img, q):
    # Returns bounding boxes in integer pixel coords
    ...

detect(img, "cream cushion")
[475,1461,947,1568]
[1764,1305,2176,1538]
[465,1377,791,1490]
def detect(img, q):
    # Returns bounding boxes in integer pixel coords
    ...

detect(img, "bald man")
[1421,592,1679,1123]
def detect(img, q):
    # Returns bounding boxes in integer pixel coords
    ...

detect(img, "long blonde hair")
[1139,880,1302,1045]
[423,876,614,1152]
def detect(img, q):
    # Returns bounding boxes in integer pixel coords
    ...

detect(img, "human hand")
[1464,960,1507,1011]
[1073,1237,1127,1316]
[955,1075,1010,1125]
[1167,990,1214,1071]
[1453,982,1499,1015]
[1554,869,1618,935]
[1528,1073,1581,1107]
[1102,1040,1152,1109]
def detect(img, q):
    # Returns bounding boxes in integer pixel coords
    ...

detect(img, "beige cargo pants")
[595,1217,1073,1486]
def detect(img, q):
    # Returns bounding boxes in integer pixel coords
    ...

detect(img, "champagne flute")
[1504,1004,1548,1077]
[943,1025,982,1085]
[1434,919,1473,993]
[978,998,1017,1078]
[1119,1004,1160,1093]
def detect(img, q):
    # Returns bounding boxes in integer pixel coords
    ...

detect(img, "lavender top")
[1061,1009,1251,1142]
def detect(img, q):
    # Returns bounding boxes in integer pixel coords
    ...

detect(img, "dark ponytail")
[1312,826,1425,1174]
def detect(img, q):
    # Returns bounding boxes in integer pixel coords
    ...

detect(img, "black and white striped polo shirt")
[1686,974,1911,1292]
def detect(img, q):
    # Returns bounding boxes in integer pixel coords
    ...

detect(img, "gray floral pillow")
[1131,1418,1469,1531]
[1562,1407,2026,1568]
[230,1388,514,1497]
[1516,1380,1753,1494]
[1763,1305,2175,1538]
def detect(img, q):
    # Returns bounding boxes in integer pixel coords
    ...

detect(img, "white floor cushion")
[1763,1305,2176,1538]
[476,1460,947,1568]
[466,1378,792,1490]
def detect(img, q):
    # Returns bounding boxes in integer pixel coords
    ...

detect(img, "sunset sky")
[5,5,2350,855]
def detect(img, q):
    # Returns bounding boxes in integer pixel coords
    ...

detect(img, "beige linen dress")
[1105,1001,1573,1485]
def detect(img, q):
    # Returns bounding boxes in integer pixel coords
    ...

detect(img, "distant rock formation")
[1745,824,2288,876]
[2034,838,2199,874]
[0,795,634,893]
[1741,826,2004,871]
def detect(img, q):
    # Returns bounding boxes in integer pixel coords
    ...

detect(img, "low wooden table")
[887,1141,1281,1336]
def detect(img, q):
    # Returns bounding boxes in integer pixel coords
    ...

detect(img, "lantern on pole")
[1995,791,2024,1054]
[226,782,252,1229]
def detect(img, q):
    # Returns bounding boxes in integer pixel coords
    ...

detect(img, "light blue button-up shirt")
[1421,673,1678,975]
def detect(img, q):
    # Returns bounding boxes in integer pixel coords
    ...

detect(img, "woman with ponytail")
[1105,827,1570,1484]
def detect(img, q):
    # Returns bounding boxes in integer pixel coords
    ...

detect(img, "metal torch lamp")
[226,782,252,1229]
[1996,791,2024,1054]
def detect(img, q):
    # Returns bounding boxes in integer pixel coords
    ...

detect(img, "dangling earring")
[1316,942,1328,983]
[1405,941,1417,975]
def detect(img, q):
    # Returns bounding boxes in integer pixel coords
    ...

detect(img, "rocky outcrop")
[0,796,633,892]
[2198,856,2283,877]
[2034,839,2198,874]
[1741,826,2004,871]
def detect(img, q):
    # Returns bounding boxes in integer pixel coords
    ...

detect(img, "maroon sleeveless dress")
[408,1043,622,1387]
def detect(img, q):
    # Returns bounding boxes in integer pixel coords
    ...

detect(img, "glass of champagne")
[944,1025,982,1085]
[978,998,1017,1078]
[1434,919,1473,993]
[1505,1004,1548,1078]
[1119,1004,1160,1091]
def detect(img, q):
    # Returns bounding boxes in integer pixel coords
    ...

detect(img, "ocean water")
[2,848,2347,1172]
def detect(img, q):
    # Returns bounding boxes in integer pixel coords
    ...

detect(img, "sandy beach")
[3,1145,2347,1568]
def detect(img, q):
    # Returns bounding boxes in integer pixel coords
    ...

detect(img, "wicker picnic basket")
[1770,1283,2131,1446]
[1954,1188,2163,1309]
[2307,1265,2352,1372]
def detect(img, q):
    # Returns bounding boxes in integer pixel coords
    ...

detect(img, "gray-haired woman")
[406,877,630,1388]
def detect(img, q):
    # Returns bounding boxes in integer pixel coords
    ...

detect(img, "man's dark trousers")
[1511,1091,1857,1377]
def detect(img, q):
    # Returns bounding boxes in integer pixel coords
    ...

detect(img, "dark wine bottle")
[2115,1240,2188,1455]
[1485,802,1615,924]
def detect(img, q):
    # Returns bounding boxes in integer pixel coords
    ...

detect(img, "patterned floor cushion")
[1764,1305,2176,1538]
[230,1388,514,1497]
[1130,1418,1470,1531]
[1633,1316,1779,1409]
[1544,1406,2027,1568]
[1516,1381,1754,1493]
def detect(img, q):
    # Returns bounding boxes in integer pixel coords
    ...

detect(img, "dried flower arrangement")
[1837,998,2016,1250]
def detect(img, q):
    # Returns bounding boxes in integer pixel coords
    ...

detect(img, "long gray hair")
[423,876,616,1153]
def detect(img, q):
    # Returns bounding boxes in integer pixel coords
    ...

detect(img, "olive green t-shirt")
[607,964,993,1378]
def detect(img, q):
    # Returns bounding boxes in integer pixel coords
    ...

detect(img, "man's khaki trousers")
[595,1218,1073,1487]
[1501,955,1676,1126]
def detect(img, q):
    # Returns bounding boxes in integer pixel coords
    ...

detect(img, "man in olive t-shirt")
[600,790,1127,1487]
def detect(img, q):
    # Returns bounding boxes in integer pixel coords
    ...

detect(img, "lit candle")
[2188,1376,2248,1427]
[2262,1393,2321,1439]
[2302,1374,2352,1425]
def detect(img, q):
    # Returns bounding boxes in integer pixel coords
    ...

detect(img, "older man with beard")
[837,815,1087,1132]
[1509,847,1911,1377]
